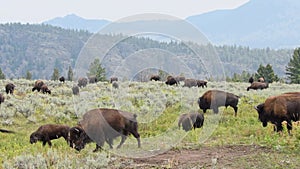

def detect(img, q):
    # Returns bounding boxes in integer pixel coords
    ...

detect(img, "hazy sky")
[0,0,249,23]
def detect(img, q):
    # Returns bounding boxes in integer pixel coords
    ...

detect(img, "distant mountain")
[43,14,110,33]
[186,0,300,48]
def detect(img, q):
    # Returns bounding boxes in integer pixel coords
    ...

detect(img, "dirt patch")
[110,145,273,168]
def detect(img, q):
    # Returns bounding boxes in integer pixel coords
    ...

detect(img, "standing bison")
[59,76,65,83]
[68,108,141,152]
[32,80,44,92]
[78,77,88,88]
[178,113,204,132]
[110,77,118,83]
[254,92,300,135]
[0,93,4,105]
[197,80,207,88]
[198,90,239,116]
[88,76,98,84]
[41,84,51,94]
[165,76,177,86]
[150,75,160,81]
[5,83,15,94]
[247,82,269,91]
[30,124,70,147]
[72,85,80,95]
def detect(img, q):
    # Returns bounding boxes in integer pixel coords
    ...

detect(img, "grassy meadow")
[0,79,300,168]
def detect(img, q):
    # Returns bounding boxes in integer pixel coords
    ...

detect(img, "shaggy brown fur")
[32,80,44,92]
[150,75,160,81]
[247,82,268,91]
[5,83,15,94]
[178,113,204,132]
[69,108,140,152]
[41,84,51,94]
[165,75,177,86]
[30,124,70,147]
[78,77,88,88]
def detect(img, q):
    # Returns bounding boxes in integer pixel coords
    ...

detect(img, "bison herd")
[1,75,300,153]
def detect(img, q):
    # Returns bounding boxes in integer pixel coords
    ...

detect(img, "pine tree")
[87,58,106,82]
[67,66,74,81]
[51,68,60,80]
[25,71,32,80]
[0,68,5,79]
[286,48,300,84]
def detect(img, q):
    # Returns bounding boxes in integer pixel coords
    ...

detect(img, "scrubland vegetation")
[0,79,299,168]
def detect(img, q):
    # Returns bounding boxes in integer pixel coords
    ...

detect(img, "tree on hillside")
[67,66,74,81]
[254,64,279,83]
[87,58,106,82]
[0,68,5,79]
[51,68,60,80]
[286,48,300,84]
[25,70,32,80]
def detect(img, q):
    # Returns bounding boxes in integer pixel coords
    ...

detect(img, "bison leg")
[117,135,127,149]
[233,107,238,117]
[213,107,219,114]
[106,138,114,149]
[286,120,293,136]
[93,144,103,152]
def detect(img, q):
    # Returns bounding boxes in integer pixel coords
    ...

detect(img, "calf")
[30,124,70,147]
[178,113,204,132]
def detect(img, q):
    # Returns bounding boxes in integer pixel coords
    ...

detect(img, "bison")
[78,77,88,88]
[178,113,204,132]
[0,93,4,105]
[41,84,51,94]
[247,82,269,91]
[165,76,177,86]
[72,85,80,95]
[198,90,239,116]
[59,76,65,83]
[175,76,185,83]
[197,80,207,88]
[5,83,15,94]
[32,80,44,92]
[150,75,160,81]
[68,108,141,152]
[30,124,70,147]
[110,77,118,83]
[183,79,198,88]
[254,92,300,135]
[89,76,98,84]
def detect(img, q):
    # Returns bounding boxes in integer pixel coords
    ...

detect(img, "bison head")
[254,103,268,127]
[30,132,41,144]
[68,127,90,151]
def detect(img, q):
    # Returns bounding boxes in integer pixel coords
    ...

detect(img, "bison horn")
[74,128,80,132]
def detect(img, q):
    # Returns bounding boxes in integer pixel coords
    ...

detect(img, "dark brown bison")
[197,80,207,88]
[248,77,254,84]
[0,93,4,105]
[59,76,65,83]
[32,80,44,92]
[78,77,88,88]
[255,92,300,135]
[198,90,239,116]
[72,85,80,95]
[88,76,98,84]
[175,76,185,83]
[178,113,204,132]
[5,83,15,94]
[183,79,198,87]
[30,124,70,147]
[110,77,118,83]
[165,76,177,86]
[247,82,269,91]
[68,108,141,152]
[41,84,51,94]
[150,75,160,81]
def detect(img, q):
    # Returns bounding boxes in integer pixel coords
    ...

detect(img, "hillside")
[0,23,293,80]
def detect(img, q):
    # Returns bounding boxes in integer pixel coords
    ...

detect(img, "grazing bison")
[30,124,70,147]
[68,108,141,152]
[5,83,15,94]
[183,79,198,88]
[41,84,51,94]
[248,77,254,84]
[89,76,98,84]
[78,77,88,88]
[178,113,204,132]
[197,80,207,88]
[175,76,185,83]
[198,90,239,116]
[0,93,4,105]
[32,80,44,92]
[110,77,118,83]
[72,85,80,95]
[165,76,177,86]
[254,92,300,135]
[150,75,160,81]
[247,82,269,91]
[59,76,65,83]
